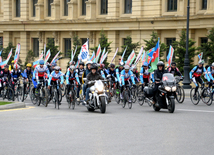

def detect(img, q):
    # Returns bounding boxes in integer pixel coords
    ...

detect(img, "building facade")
[0,0,213,71]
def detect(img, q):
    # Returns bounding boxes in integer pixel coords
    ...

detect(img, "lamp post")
[183,0,191,89]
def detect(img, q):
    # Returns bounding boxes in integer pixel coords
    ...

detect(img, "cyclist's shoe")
[120,94,123,100]
[82,101,86,106]
[128,99,132,103]
[193,94,197,100]
[77,98,80,102]
[35,90,39,97]
[58,102,61,105]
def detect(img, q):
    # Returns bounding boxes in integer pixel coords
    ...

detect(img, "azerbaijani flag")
[0,48,13,68]
[90,51,95,61]
[101,52,108,64]
[14,43,20,65]
[149,38,160,72]
[75,59,80,68]
[167,45,174,67]
[33,60,40,68]
[99,48,106,64]
[44,44,46,59]
[95,44,101,63]
[146,48,155,64]
[134,46,143,66]
[44,49,51,63]
[50,51,61,64]
[120,46,127,63]
[198,52,203,60]
[110,48,118,64]
[39,51,44,60]
[141,50,146,65]
[126,50,136,65]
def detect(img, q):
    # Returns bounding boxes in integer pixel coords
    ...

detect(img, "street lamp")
[183,0,191,89]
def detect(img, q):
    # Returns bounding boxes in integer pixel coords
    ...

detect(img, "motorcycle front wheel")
[99,96,106,113]
[168,98,175,113]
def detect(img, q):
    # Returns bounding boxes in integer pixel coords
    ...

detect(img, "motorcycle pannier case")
[144,86,154,97]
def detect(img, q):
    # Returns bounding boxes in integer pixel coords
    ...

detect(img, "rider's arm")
[23,69,27,78]
[60,72,64,84]
[175,67,182,77]
[129,71,136,85]
[116,68,120,82]
[120,70,125,86]
[66,71,70,85]
[189,66,197,79]
[75,72,81,84]
[48,72,53,86]
[140,67,144,84]
[203,67,210,82]
[101,70,105,79]
[151,72,155,83]
[46,67,50,77]
[33,68,37,80]
[207,67,214,81]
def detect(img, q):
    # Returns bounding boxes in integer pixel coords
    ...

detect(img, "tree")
[143,31,167,62]
[90,30,112,66]
[118,36,140,63]
[172,30,196,73]
[24,50,35,66]
[197,28,214,64]
[46,38,61,63]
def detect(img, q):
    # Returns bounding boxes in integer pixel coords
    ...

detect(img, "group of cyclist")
[0,57,213,105]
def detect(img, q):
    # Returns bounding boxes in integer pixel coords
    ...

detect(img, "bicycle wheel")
[21,86,25,102]
[201,88,212,106]
[71,90,75,110]
[175,86,185,103]
[61,83,66,97]
[7,88,14,101]
[138,91,145,106]
[58,89,62,103]
[115,89,120,104]
[2,87,6,100]
[128,90,132,109]
[30,88,37,105]
[41,88,49,107]
[17,87,23,102]
[131,88,136,103]
[190,88,200,105]
[122,91,127,108]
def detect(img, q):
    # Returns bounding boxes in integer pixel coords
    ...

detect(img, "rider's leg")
[85,87,91,101]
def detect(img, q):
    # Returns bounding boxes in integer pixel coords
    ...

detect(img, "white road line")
[177,109,214,113]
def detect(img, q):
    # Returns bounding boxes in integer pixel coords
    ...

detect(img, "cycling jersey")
[167,67,182,76]
[190,65,209,80]
[23,68,33,79]
[140,67,150,83]
[11,69,26,79]
[120,70,135,85]
[66,69,80,85]
[48,71,64,86]
[0,70,11,79]
[207,66,214,81]
[33,65,50,80]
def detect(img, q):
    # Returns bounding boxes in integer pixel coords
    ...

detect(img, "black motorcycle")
[143,73,176,113]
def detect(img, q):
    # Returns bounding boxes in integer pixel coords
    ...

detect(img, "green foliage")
[172,30,196,73]
[143,31,167,62]
[46,38,61,63]
[118,36,140,62]
[197,28,214,63]
[90,30,112,66]
[24,50,35,66]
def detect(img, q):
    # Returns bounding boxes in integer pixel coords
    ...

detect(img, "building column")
[20,0,29,21]
[20,32,30,61]
[107,31,119,64]
[3,31,12,48]
[131,0,142,18]
[106,0,119,19]
[37,31,45,55]
[35,0,44,21]
[51,0,60,20]
[85,0,96,20]
[67,0,78,20]
[3,0,12,21]
[206,0,214,14]
[52,31,60,46]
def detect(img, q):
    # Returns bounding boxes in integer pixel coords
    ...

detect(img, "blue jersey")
[207,66,214,81]
[48,71,64,85]
[66,70,80,85]
[120,70,135,85]
[23,69,33,79]
[190,66,210,81]
[11,69,26,79]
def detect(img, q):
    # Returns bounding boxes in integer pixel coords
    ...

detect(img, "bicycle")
[66,83,76,109]
[1,82,14,101]
[121,85,133,109]
[137,83,154,107]
[22,78,33,102]
[13,79,23,102]
[51,80,62,109]
[175,76,185,103]
[35,79,49,107]
[190,82,212,106]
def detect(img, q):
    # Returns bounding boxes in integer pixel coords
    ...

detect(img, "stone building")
[0,0,213,71]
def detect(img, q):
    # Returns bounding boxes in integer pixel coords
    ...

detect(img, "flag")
[75,59,80,68]
[146,48,155,64]
[33,60,40,68]
[80,39,89,62]
[39,51,44,60]
[90,51,95,61]
[0,49,12,68]
[134,46,143,66]
[71,50,73,61]
[0,50,2,56]
[142,50,146,65]
[14,43,20,65]
[0,56,2,63]
[99,48,106,64]
[149,38,160,72]
[50,51,61,64]
[44,49,51,63]
[126,50,136,65]
[167,45,174,67]
[95,44,101,63]
[101,52,108,64]
[110,48,118,64]
[198,52,203,60]
[120,46,127,63]
[44,44,46,59]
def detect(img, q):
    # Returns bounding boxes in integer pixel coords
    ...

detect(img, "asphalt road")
[0,97,214,155]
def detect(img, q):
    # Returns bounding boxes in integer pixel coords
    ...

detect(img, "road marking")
[0,106,35,112]
[177,109,214,113]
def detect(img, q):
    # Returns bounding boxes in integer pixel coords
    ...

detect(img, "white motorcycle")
[84,79,108,113]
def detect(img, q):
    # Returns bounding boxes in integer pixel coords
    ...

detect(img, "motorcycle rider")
[167,62,183,77]
[190,60,210,99]
[84,64,104,105]
[153,61,168,106]
[120,65,136,100]
[76,62,85,101]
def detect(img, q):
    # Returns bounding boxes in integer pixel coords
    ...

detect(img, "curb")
[0,102,26,110]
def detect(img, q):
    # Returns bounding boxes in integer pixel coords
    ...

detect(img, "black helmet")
[4,65,9,68]
[110,63,115,68]
[171,62,176,66]
[91,64,98,70]
[157,61,165,67]
[79,62,85,66]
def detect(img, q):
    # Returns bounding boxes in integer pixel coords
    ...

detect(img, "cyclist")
[131,65,139,84]
[97,63,106,78]
[167,62,183,77]
[207,63,214,100]
[49,62,57,73]
[9,60,14,71]
[76,62,85,101]
[140,62,151,90]
[11,64,26,91]
[116,62,124,86]
[120,65,136,100]
[190,60,210,99]
[105,63,117,84]
[23,63,33,95]
[66,66,80,96]
[0,65,11,95]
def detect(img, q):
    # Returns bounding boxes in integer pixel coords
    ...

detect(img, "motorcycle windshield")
[162,73,175,83]
[95,80,104,88]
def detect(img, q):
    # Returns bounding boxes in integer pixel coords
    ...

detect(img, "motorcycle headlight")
[172,86,177,92]
[165,86,171,92]
[96,86,104,92]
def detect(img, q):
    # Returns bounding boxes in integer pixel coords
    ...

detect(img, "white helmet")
[124,65,130,70]
[212,63,214,67]
[69,65,76,71]
[54,66,61,71]
[86,61,93,66]
[198,60,205,65]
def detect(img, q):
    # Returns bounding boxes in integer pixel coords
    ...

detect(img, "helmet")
[4,65,9,69]
[212,63,214,67]
[124,65,130,70]
[171,62,176,66]
[90,64,98,70]
[142,62,148,67]
[119,62,124,66]
[157,61,165,67]
[14,64,19,70]
[79,62,85,66]
[39,60,44,65]
[100,64,105,69]
[95,63,100,67]
[54,66,61,71]
[71,61,76,65]
[51,62,57,67]
[86,61,93,66]
[26,63,32,67]
[198,60,205,65]
[110,63,115,68]
[11,60,14,63]
[69,66,76,71]
[132,65,137,70]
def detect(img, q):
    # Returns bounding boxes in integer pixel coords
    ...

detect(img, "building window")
[16,0,20,17]
[202,0,207,10]
[64,38,71,57]
[33,38,39,57]
[201,37,208,44]
[48,0,53,17]
[64,0,69,16]
[81,38,87,45]
[168,0,177,12]
[0,37,3,47]
[82,0,87,15]
[101,0,108,14]
[124,0,132,14]
[33,0,38,17]
[166,38,176,61]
